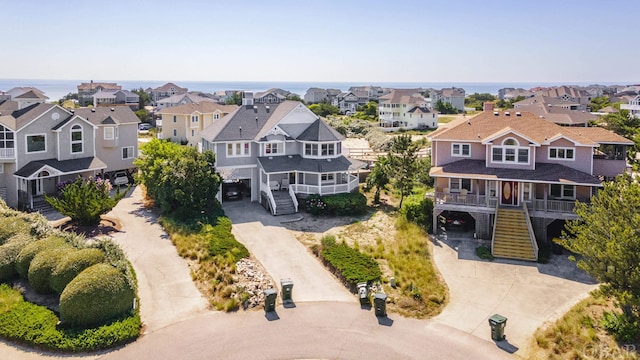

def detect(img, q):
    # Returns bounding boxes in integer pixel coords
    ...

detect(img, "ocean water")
[0,78,627,103]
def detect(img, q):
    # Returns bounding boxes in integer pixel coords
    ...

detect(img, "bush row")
[319,236,381,290]
[206,217,249,262]
[305,192,367,216]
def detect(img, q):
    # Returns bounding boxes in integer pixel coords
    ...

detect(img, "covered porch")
[14,157,106,211]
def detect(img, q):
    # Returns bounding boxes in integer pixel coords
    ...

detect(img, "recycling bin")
[280,278,294,302]
[264,288,277,312]
[357,282,369,306]
[374,293,387,317]
[488,314,507,341]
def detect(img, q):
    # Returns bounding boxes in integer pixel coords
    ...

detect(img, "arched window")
[71,125,83,153]
[502,138,518,146]
[492,137,529,164]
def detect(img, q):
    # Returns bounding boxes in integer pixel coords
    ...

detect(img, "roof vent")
[505,111,510,116]
[70,110,74,114]
[515,112,521,116]
[91,108,96,112]
[327,158,331,162]
[493,111,499,116]
[110,107,115,111]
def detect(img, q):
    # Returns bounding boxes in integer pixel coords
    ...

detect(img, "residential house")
[514,94,581,111]
[147,83,188,104]
[430,87,465,112]
[332,92,361,114]
[92,90,140,110]
[378,89,437,131]
[159,102,238,147]
[428,110,632,261]
[10,90,49,109]
[156,93,215,110]
[536,86,592,111]
[503,88,534,101]
[304,88,329,104]
[512,102,595,127]
[254,88,292,104]
[200,99,364,215]
[620,95,640,118]
[0,101,139,210]
[77,82,122,106]
[348,86,388,102]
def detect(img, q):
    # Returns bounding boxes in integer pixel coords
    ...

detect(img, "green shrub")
[28,246,71,294]
[206,217,249,262]
[601,311,640,343]
[0,215,32,245]
[60,263,135,327]
[306,192,367,216]
[0,234,34,282]
[400,195,433,233]
[320,236,381,288]
[0,284,140,351]
[50,248,106,294]
[475,245,494,261]
[15,236,68,278]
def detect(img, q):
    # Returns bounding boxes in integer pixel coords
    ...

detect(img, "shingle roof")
[514,103,595,125]
[157,93,213,105]
[12,103,57,130]
[14,157,107,178]
[257,155,363,173]
[13,90,49,100]
[378,89,426,105]
[77,82,121,91]
[159,102,237,115]
[152,82,188,92]
[201,104,276,142]
[73,107,140,125]
[564,127,634,145]
[296,119,344,142]
[430,159,601,186]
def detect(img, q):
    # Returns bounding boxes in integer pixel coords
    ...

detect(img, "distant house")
[620,95,640,118]
[10,90,49,109]
[503,89,534,101]
[378,89,437,131]
[159,102,237,147]
[512,102,595,127]
[254,88,291,104]
[536,86,591,111]
[147,83,188,104]
[200,97,364,215]
[77,82,122,106]
[0,100,139,210]
[156,93,215,110]
[304,88,329,104]
[348,86,387,102]
[332,92,360,114]
[429,110,632,261]
[430,87,465,112]
[514,94,582,111]
[92,90,140,110]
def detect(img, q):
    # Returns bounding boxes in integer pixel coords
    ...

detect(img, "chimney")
[241,91,254,106]
[483,102,495,112]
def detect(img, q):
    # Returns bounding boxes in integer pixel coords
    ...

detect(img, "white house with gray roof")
[0,100,138,211]
[200,99,364,215]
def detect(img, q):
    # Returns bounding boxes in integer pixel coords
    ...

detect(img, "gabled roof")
[73,107,140,125]
[514,102,595,125]
[11,103,58,130]
[429,110,599,146]
[13,90,49,100]
[77,82,121,91]
[152,82,188,92]
[297,119,344,142]
[15,157,106,178]
[159,102,237,115]
[157,93,214,105]
[514,94,579,107]
[379,89,426,105]
[564,127,634,145]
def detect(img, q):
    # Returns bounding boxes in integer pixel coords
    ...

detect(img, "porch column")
[318,173,322,195]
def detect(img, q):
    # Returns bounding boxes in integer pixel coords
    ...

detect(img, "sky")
[2,0,639,83]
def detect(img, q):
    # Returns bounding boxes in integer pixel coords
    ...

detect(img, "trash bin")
[280,278,293,302]
[390,277,396,288]
[264,288,277,312]
[357,282,369,306]
[374,293,387,317]
[488,314,507,341]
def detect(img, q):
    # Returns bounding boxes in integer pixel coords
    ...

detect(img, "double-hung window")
[122,146,135,159]
[549,147,575,160]
[190,115,198,127]
[452,143,470,157]
[71,125,83,153]
[305,143,318,157]
[104,127,116,140]
[265,143,280,155]
[550,184,575,199]
[491,138,529,164]
[449,178,471,192]
[227,142,250,157]
[321,143,335,156]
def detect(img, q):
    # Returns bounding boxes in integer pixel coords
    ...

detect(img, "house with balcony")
[430,87,465,112]
[93,90,140,110]
[200,98,364,215]
[378,89,437,131]
[0,100,138,210]
[147,82,188,104]
[159,102,238,147]
[156,93,215,110]
[620,95,640,118]
[77,81,122,106]
[429,110,632,261]
[254,88,291,104]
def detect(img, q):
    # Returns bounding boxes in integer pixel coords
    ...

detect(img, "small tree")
[45,177,128,226]
[562,174,640,319]
[366,156,391,204]
[387,134,419,208]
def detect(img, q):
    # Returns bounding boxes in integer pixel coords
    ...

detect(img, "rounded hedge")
[60,263,135,327]
[15,236,67,278]
[50,248,105,294]
[0,216,32,245]
[0,234,34,282]
[28,246,71,294]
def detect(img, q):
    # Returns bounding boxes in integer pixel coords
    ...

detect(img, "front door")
[501,181,519,206]
[32,178,44,196]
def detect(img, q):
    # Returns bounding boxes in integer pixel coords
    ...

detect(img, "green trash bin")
[374,293,387,317]
[488,314,507,341]
[264,288,277,312]
[280,278,294,303]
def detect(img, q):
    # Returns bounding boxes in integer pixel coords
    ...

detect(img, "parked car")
[139,123,152,131]
[112,171,130,186]
[222,181,243,200]
[443,211,474,231]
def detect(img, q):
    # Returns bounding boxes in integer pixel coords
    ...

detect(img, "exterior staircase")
[271,191,297,216]
[32,196,57,215]
[492,207,537,261]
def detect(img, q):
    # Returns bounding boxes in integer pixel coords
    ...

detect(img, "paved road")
[98,302,513,360]
[224,200,356,304]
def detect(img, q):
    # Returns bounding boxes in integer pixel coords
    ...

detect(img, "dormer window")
[491,137,529,164]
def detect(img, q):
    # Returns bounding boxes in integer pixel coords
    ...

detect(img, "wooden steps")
[492,208,537,261]
[271,191,297,216]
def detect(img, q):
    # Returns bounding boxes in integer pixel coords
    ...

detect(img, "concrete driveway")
[223,199,355,304]
[431,231,597,355]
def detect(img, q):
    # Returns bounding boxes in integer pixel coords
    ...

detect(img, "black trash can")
[374,293,387,317]
[264,288,277,312]
[357,282,369,306]
[280,278,293,303]
[488,314,507,341]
